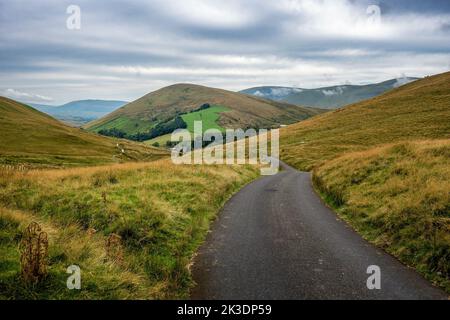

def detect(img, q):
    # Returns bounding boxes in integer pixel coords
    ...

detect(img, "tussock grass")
[0,207,153,299]
[0,160,259,299]
[313,140,450,292]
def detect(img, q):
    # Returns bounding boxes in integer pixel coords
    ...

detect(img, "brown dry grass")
[313,139,450,292]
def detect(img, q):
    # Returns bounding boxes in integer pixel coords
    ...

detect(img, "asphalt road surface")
[191,162,447,300]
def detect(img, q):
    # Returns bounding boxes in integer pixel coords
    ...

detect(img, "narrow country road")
[191,162,447,300]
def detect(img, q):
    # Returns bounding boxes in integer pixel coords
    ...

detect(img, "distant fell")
[241,77,419,109]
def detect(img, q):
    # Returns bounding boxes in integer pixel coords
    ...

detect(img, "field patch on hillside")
[144,133,173,148]
[89,116,154,135]
[181,105,230,133]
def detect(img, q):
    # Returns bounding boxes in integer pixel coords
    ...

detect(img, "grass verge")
[312,140,450,293]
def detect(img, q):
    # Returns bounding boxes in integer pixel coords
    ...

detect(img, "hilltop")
[0,97,167,167]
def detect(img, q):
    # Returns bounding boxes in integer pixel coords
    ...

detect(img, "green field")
[181,105,230,133]
[88,116,154,135]
[144,133,173,147]
[144,105,231,147]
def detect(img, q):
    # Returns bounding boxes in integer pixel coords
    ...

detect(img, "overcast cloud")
[1,0,450,104]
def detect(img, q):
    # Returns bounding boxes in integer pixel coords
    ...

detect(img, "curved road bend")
[191,161,447,300]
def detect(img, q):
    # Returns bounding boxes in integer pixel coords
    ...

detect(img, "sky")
[1,0,450,105]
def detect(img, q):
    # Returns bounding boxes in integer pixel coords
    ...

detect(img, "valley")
[2,0,449,305]
[31,100,128,126]
[0,97,167,167]
[1,71,449,300]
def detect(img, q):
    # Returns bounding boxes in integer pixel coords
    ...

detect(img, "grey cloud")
[0,0,450,104]
[3,88,54,103]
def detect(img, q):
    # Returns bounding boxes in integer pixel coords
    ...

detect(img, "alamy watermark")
[66,265,81,290]
[366,4,381,26]
[66,5,81,30]
[366,265,381,290]
[170,121,280,175]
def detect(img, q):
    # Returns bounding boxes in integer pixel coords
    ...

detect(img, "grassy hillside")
[241,77,419,109]
[313,140,450,292]
[280,72,450,170]
[0,160,259,299]
[85,84,324,138]
[0,97,167,167]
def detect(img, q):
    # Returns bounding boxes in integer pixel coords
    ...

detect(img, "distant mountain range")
[30,100,128,126]
[240,77,419,109]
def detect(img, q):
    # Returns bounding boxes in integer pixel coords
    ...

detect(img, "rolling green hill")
[85,84,325,140]
[0,97,167,167]
[242,77,419,109]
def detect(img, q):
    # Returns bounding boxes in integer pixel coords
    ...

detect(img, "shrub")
[19,222,48,283]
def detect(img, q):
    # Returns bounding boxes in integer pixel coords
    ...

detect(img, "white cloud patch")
[3,88,53,103]
[321,86,345,96]
[270,87,302,97]
[393,76,417,88]
[279,0,450,40]
[155,0,255,28]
